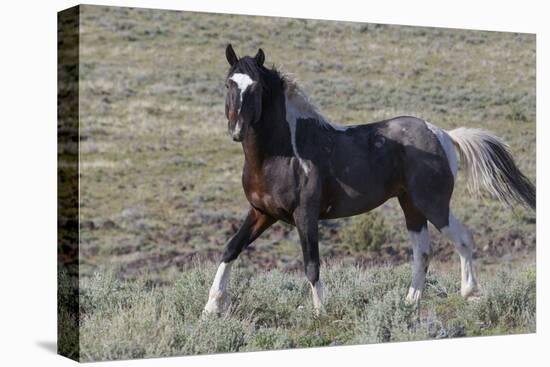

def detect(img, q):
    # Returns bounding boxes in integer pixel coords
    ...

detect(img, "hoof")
[405,287,422,305]
[202,291,229,316]
[313,304,325,317]
[309,281,325,316]
[461,284,482,299]
[202,304,224,318]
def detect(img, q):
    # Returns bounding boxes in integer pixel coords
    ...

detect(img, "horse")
[203,44,536,314]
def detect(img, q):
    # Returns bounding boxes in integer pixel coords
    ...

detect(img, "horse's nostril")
[228,110,237,122]
[231,130,243,142]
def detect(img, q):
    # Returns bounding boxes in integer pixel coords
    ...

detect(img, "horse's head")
[224,44,265,142]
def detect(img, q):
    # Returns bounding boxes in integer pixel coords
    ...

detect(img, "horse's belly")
[320,194,391,219]
[319,172,399,219]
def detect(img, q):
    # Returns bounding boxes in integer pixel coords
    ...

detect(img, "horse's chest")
[247,190,275,212]
[242,170,292,220]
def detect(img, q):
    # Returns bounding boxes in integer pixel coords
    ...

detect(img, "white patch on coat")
[203,262,233,314]
[440,212,479,298]
[229,73,254,114]
[310,280,325,312]
[405,226,430,304]
[285,94,313,175]
[283,77,349,175]
[425,121,458,179]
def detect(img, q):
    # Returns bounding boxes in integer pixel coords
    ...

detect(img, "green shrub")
[58,269,80,360]
[472,266,536,330]
[231,269,309,328]
[340,211,390,253]
[79,271,136,315]
[353,288,419,343]
[78,263,536,361]
[173,264,213,322]
[243,328,294,351]
[79,272,187,361]
[183,315,250,355]
[322,264,370,319]
[294,332,331,348]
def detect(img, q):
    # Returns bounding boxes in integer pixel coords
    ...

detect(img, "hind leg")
[398,194,431,305]
[409,193,480,298]
[440,212,480,298]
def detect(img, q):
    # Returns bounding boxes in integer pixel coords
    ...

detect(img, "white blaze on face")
[229,73,254,115]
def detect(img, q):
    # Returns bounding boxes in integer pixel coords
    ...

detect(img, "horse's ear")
[255,48,265,67]
[226,44,239,66]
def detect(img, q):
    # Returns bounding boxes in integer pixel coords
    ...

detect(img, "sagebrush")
[78,262,536,361]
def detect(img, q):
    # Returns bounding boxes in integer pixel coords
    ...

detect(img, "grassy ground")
[73,5,536,361]
[73,261,535,361]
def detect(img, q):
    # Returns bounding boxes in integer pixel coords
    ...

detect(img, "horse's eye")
[225,83,229,89]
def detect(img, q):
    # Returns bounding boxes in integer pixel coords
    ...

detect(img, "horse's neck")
[241,97,292,172]
[241,131,265,173]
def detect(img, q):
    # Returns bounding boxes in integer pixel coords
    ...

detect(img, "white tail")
[447,127,535,209]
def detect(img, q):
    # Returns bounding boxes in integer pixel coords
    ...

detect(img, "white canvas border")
[0,0,547,366]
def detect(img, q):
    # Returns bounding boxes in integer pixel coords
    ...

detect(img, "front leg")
[203,207,275,315]
[294,204,324,313]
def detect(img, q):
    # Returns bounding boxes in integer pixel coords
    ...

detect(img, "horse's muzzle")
[227,110,244,141]
[231,124,244,142]
[228,120,244,142]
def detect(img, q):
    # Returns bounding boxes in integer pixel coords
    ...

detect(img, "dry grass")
[76,261,536,361]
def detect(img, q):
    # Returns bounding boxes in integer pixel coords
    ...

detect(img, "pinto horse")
[203,44,535,314]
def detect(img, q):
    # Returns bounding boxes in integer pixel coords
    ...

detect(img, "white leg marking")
[285,95,311,175]
[440,213,479,298]
[425,121,458,179]
[406,226,430,304]
[310,280,325,313]
[203,262,233,314]
[229,73,254,114]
